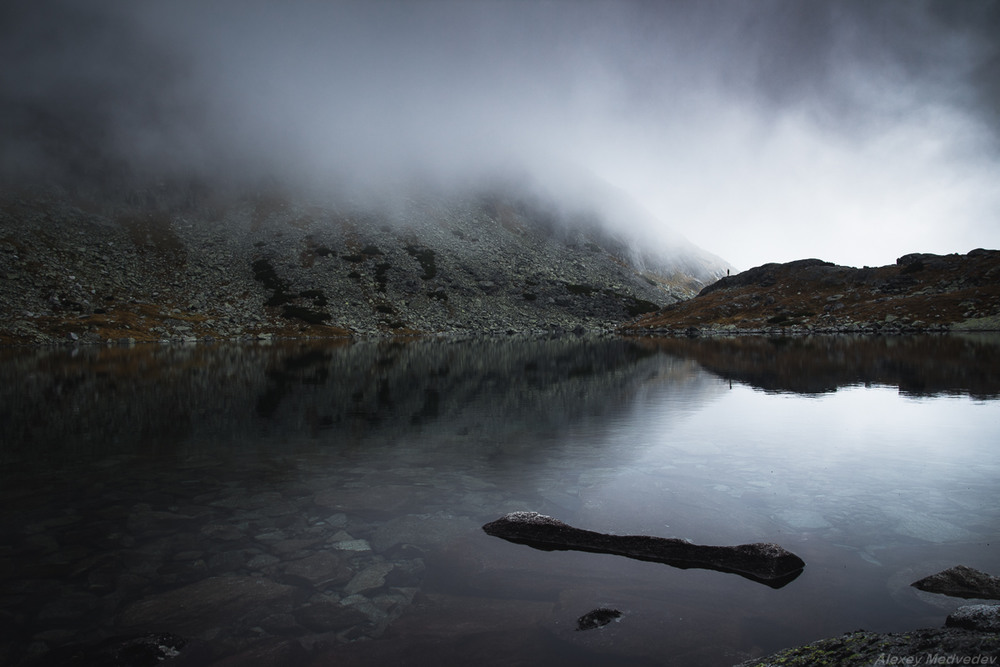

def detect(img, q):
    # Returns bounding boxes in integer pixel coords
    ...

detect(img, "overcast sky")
[2,0,999,269]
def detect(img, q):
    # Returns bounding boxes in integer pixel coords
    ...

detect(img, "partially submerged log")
[482,511,805,588]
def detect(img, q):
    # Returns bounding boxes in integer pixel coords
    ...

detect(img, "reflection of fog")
[5,334,1000,474]
[623,382,1000,547]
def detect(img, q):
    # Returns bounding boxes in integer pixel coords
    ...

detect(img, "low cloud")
[2,0,998,268]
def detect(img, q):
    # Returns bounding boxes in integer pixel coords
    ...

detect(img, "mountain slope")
[0,185,730,344]
[623,251,1000,335]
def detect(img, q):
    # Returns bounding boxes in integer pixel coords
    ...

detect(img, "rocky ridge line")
[624,251,1000,336]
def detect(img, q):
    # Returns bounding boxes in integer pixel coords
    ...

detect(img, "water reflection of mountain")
[0,337,714,470]
[635,334,1000,398]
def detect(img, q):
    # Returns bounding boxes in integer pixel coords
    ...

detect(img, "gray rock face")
[0,186,729,343]
[911,565,1000,600]
[481,511,804,588]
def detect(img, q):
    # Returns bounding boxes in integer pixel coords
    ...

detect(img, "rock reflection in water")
[634,332,1000,397]
[0,336,700,469]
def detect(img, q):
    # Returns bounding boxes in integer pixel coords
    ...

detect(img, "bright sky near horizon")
[2,0,999,270]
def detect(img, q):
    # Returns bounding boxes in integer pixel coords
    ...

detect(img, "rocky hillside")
[623,251,1000,336]
[0,185,729,345]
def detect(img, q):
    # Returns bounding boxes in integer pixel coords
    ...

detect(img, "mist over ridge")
[2,0,999,268]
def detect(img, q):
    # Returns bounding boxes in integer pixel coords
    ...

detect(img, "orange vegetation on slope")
[623,251,1000,334]
[0,302,352,346]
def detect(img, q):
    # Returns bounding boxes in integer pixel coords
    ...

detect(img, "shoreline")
[3,325,999,349]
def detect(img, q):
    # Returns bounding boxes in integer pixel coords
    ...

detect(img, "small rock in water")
[247,553,281,569]
[576,607,623,631]
[283,551,353,588]
[344,563,394,595]
[295,597,368,633]
[333,538,371,552]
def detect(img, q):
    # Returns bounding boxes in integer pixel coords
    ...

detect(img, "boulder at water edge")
[912,565,1000,600]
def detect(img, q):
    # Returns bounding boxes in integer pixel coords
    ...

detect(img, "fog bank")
[2,0,998,268]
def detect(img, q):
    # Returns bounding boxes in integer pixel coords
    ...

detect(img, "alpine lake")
[1,334,998,666]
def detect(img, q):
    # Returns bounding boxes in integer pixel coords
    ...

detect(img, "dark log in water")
[482,511,805,588]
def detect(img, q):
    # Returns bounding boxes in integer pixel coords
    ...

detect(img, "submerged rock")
[576,607,622,631]
[911,565,1000,600]
[281,550,354,588]
[119,575,298,635]
[295,597,368,633]
[32,633,187,667]
[481,511,804,588]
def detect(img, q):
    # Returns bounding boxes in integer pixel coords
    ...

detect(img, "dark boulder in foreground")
[481,511,804,588]
[947,604,1000,632]
[735,626,999,667]
[912,565,1000,600]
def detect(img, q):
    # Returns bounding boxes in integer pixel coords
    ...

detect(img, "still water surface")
[1,335,998,666]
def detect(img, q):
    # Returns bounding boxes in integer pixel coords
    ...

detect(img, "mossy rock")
[736,628,1000,667]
